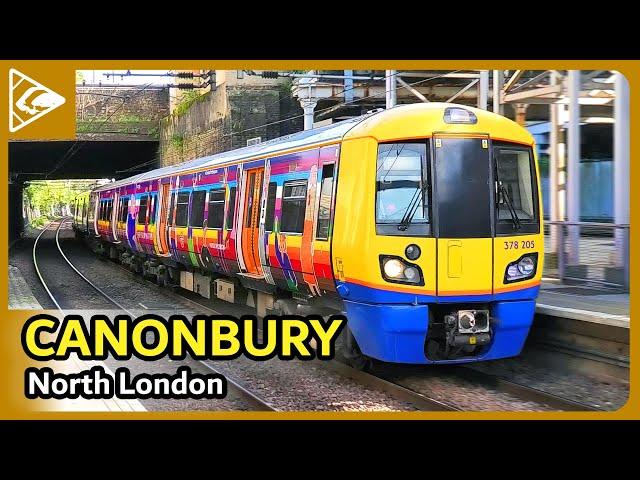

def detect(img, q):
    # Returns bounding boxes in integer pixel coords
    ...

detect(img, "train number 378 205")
[504,240,535,250]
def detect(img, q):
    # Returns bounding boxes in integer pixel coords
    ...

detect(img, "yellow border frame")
[1,60,636,419]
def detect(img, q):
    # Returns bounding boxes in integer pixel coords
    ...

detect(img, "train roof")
[93,113,370,192]
[93,102,533,193]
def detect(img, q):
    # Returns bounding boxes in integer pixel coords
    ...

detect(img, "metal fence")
[544,221,630,291]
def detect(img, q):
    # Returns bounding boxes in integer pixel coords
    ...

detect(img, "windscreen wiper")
[497,180,522,230]
[398,182,429,231]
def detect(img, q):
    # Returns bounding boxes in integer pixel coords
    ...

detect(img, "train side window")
[225,187,237,230]
[99,201,104,220]
[316,163,335,240]
[174,192,190,227]
[119,198,128,223]
[107,200,113,220]
[207,189,225,229]
[137,195,148,224]
[244,173,256,228]
[281,180,307,234]
[149,194,157,225]
[190,190,206,228]
[168,193,176,226]
[264,182,278,232]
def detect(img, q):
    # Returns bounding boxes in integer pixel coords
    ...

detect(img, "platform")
[8,266,146,412]
[536,281,630,328]
[9,265,42,309]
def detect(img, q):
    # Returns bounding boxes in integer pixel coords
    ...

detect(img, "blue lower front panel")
[343,299,536,364]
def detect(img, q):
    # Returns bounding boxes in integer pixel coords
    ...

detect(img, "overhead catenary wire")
[114,71,407,176]
[79,71,468,178]
[232,69,465,138]
[114,71,464,177]
[222,70,465,141]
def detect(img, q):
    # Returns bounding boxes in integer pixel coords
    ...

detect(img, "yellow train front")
[333,103,543,364]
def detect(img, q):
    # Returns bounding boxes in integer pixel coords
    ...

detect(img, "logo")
[9,68,66,132]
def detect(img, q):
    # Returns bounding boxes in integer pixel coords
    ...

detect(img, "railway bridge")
[9,85,169,239]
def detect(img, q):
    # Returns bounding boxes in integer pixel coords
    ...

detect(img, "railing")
[543,221,630,291]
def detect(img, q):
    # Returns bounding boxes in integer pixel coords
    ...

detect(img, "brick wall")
[76,86,170,138]
[76,86,170,121]
[158,83,303,167]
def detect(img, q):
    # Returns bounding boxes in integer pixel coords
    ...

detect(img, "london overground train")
[73,103,544,367]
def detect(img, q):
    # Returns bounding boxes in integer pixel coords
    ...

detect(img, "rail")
[34,218,277,412]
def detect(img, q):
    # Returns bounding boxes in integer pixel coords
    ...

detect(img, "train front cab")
[332,104,543,364]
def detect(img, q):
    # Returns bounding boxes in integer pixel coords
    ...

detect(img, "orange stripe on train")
[345,277,540,297]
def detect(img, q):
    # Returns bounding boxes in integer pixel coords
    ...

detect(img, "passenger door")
[157,183,171,255]
[434,135,494,298]
[241,167,264,275]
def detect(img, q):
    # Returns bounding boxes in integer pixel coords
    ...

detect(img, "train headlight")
[404,266,420,281]
[504,253,538,283]
[383,258,404,279]
[380,256,424,286]
[443,107,478,124]
[517,256,535,275]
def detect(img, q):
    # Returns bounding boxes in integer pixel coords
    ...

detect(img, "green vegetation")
[30,216,50,228]
[169,133,184,152]
[76,113,159,137]
[278,77,294,97]
[174,90,207,117]
[148,125,160,139]
[116,113,145,123]
[23,180,96,227]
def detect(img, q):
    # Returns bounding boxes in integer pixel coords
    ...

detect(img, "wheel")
[132,261,142,275]
[157,269,169,288]
[342,326,374,371]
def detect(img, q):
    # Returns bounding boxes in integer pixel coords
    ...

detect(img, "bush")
[30,216,50,228]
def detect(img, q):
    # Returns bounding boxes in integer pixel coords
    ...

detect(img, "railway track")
[38,220,607,412]
[101,260,457,411]
[156,288,601,411]
[33,218,277,412]
[110,270,597,412]
[114,258,603,411]
[454,366,601,411]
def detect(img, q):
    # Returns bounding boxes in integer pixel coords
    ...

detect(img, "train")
[73,102,544,368]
